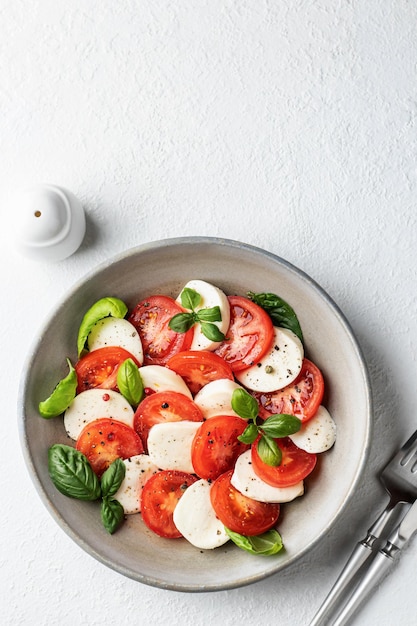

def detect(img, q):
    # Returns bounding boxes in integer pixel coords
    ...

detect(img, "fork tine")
[398,431,417,466]
[395,430,417,463]
[381,431,417,471]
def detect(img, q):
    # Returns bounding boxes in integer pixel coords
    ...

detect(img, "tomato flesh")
[191,415,250,481]
[252,358,324,422]
[141,470,198,538]
[75,346,139,394]
[133,391,204,451]
[166,350,234,395]
[210,470,280,535]
[214,295,274,372]
[76,417,144,477]
[128,295,194,366]
[251,436,317,487]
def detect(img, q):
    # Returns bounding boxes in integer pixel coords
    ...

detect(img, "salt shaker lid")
[13,184,86,262]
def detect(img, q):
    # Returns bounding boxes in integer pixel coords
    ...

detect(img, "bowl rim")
[17,236,373,591]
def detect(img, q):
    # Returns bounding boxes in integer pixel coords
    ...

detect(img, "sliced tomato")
[75,346,139,394]
[252,358,324,422]
[251,436,317,487]
[133,391,204,451]
[191,415,250,481]
[210,470,280,535]
[76,417,144,477]
[214,295,274,372]
[166,350,234,395]
[128,295,194,366]
[141,470,198,538]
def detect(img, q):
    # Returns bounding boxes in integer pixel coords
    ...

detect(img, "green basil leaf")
[39,358,77,418]
[100,458,126,499]
[231,388,259,420]
[196,306,222,323]
[238,423,259,444]
[48,444,101,501]
[261,414,302,438]
[180,287,201,311]
[116,358,144,406]
[77,297,128,357]
[200,322,226,342]
[225,527,283,555]
[168,312,196,333]
[247,291,303,343]
[101,498,125,534]
[257,434,282,467]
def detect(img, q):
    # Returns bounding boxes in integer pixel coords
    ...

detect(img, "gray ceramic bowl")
[18,237,372,591]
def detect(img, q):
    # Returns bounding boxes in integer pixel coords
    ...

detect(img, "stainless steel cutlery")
[310,429,417,625]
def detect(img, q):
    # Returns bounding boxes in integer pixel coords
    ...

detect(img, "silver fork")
[310,428,417,626]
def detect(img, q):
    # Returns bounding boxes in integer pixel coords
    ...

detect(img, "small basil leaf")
[168,312,196,333]
[100,458,126,499]
[247,291,303,343]
[225,527,283,555]
[257,435,282,467]
[77,297,128,356]
[261,414,302,438]
[196,306,222,323]
[39,358,77,418]
[231,388,259,420]
[48,444,101,501]
[200,322,226,342]
[180,287,201,311]
[238,423,259,444]
[116,358,144,406]
[101,498,125,534]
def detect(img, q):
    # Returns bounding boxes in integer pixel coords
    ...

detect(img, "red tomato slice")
[141,470,198,538]
[133,391,204,451]
[210,470,280,535]
[214,295,274,372]
[76,417,144,477]
[128,295,194,366]
[251,436,317,487]
[252,358,324,422]
[191,415,250,481]
[75,346,139,394]
[166,350,234,395]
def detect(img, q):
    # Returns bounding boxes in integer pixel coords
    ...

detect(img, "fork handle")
[331,550,395,626]
[309,502,401,626]
[309,541,374,626]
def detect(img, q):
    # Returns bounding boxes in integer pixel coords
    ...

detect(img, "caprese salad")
[40,279,336,556]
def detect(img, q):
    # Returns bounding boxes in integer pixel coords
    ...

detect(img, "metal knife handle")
[309,502,402,626]
[331,550,395,626]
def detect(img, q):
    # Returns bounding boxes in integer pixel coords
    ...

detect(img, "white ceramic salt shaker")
[13,184,86,262]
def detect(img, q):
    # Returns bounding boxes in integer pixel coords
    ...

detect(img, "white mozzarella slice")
[173,479,230,549]
[231,450,304,503]
[113,454,159,514]
[147,420,201,473]
[87,317,144,364]
[64,388,134,441]
[193,378,244,419]
[235,327,304,392]
[138,365,192,399]
[176,279,230,351]
[289,405,336,453]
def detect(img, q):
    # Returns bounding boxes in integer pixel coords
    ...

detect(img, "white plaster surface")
[1,1,417,624]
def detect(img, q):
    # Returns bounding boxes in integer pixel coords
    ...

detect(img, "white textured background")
[1,1,417,624]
